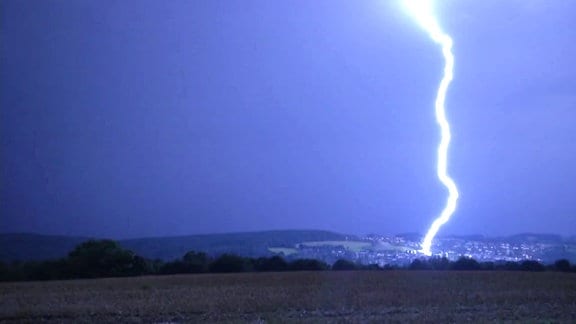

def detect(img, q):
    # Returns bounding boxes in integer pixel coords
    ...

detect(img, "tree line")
[0,239,574,282]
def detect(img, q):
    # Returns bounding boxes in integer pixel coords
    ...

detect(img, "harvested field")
[1,271,575,323]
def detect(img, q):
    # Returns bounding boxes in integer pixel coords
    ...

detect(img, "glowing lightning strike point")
[402,0,459,256]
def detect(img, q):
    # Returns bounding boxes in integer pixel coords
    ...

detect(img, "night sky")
[2,1,575,239]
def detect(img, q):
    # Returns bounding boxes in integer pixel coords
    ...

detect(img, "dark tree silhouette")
[480,261,495,271]
[182,251,210,273]
[159,260,186,274]
[288,259,329,271]
[332,259,357,271]
[364,263,384,270]
[429,256,451,270]
[554,259,571,272]
[520,260,545,272]
[209,254,248,273]
[451,257,481,270]
[409,259,431,270]
[254,256,288,272]
[67,240,144,278]
[499,261,521,271]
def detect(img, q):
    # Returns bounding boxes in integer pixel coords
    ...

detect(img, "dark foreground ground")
[1,271,575,323]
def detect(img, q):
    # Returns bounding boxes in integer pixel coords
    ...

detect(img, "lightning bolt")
[402,0,459,256]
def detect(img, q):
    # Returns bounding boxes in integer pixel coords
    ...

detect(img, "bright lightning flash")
[403,0,459,256]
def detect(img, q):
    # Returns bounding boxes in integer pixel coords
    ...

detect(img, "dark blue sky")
[2,1,575,238]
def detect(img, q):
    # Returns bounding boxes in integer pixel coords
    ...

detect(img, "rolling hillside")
[0,230,353,262]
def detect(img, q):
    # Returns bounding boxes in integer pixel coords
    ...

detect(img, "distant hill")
[440,233,565,243]
[505,233,564,244]
[0,230,352,262]
[121,230,353,261]
[1,231,575,263]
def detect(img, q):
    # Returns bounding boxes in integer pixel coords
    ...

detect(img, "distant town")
[281,233,576,266]
[2,231,575,266]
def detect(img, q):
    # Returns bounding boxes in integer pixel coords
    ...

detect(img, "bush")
[159,260,186,275]
[496,261,521,271]
[554,259,571,272]
[409,259,431,270]
[182,251,210,273]
[429,257,451,270]
[520,260,545,272]
[480,261,495,271]
[288,259,329,271]
[332,259,357,271]
[451,257,481,271]
[209,254,249,273]
[67,240,145,278]
[254,256,288,272]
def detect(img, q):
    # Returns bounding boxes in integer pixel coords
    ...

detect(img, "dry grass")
[1,271,575,323]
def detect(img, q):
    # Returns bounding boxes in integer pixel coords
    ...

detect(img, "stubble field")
[1,271,575,323]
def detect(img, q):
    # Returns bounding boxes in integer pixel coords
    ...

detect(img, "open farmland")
[1,271,575,323]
